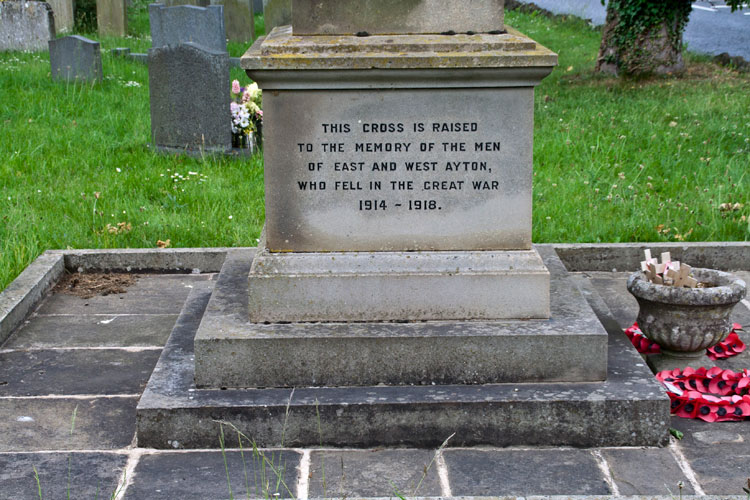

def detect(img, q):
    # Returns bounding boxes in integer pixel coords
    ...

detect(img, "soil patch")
[54,272,139,299]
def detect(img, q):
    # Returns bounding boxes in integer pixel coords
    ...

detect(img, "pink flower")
[231,79,241,94]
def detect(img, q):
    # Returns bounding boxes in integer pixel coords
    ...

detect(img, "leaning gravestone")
[148,42,231,153]
[47,0,74,33]
[211,0,254,42]
[96,0,127,37]
[262,0,290,33]
[49,35,103,82]
[0,0,55,52]
[149,3,226,52]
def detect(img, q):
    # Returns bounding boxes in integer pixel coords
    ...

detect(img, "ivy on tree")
[597,0,745,76]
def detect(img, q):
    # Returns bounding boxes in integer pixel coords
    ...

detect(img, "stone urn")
[627,268,746,369]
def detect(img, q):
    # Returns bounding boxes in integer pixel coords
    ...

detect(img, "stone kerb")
[149,3,226,52]
[49,35,103,82]
[0,0,56,52]
[148,42,231,153]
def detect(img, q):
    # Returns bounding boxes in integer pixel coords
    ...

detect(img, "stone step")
[136,249,670,449]
[194,248,603,387]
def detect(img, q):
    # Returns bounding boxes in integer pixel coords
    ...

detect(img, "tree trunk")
[596,2,688,77]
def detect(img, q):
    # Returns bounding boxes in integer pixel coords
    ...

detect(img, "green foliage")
[73,0,97,33]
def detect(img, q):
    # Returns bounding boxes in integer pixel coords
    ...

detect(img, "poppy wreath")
[656,367,750,422]
[625,323,746,359]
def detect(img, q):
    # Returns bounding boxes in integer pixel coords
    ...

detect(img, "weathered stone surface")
[244,26,557,71]
[5,313,179,348]
[293,0,505,35]
[49,35,102,82]
[246,247,550,322]
[96,0,127,37]
[164,0,210,5]
[196,248,603,388]
[0,251,63,345]
[601,447,694,495]
[0,1,55,52]
[149,3,226,52]
[58,247,228,274]
[212,0,254,42]
[137,249,668,449]
[555,241,750,272]
[308,450,442,498]
[0,349,161,396]
[148,42,231,153]
[47,0,74,33]
[0,397,137,451]
[444,449,611,496]
[35,274,200,315]
[258,87,535,252]
[0,453,127,499]
[126,451,300,499]
[628,268,746,357]
[262,0,290,33]
[671,417,750,496]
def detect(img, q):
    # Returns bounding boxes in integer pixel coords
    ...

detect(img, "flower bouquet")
[230,79,263,150]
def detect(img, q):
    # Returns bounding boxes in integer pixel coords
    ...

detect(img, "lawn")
[1,4,748,291]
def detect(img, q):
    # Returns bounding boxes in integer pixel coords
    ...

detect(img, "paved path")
[517,0,750,61]
[1,248,749,498]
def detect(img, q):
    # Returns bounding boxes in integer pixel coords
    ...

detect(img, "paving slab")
[0,452,127,500]
[0,349,161,396]
[0,397,137,451]
[307,449,442,498]
[35,274,208,316]
[3,313,180,349]
[444,448,611,496]
[125,450,300,499]
[600,447,694,495]
[670,417,750,496]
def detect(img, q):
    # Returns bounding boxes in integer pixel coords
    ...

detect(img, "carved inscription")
[295,121,502,214]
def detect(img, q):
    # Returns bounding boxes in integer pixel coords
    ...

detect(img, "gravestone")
[211,0,254,42]
[253,0,262,17]
[164,0,210,5]
[47,0,74,33]
[148,42,231,153]
[0,0,55,52]
[149,3,226,52]
[262,0,290,33]
[49,35,103,82]
[96,0,127,37]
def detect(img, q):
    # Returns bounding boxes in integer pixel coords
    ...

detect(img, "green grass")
[1,6,749,291]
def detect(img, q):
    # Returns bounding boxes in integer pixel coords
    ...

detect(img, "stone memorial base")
[246,241,550,323]
[136,247,669,449]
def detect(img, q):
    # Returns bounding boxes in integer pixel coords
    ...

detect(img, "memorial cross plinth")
[241,23,557,323]
[195,0,610,389]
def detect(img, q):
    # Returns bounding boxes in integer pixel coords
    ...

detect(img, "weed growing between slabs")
[1,8,749,292]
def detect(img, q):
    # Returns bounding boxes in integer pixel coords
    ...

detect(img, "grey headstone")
[211,0,254,42]
[0,0,55,52]
[148,42,231,153]
[164,0,210,5]
[253,0,263,16]
[96,0,128,37]
[262,0,290,33]
[149,3,226,52]
[49,35,103,82]
[47,0,74,33]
